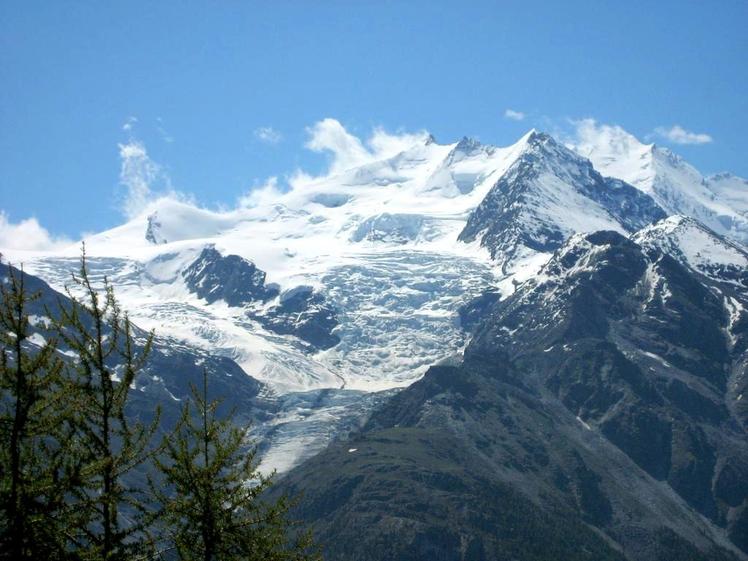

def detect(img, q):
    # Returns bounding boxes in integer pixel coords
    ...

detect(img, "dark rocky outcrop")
[182,247,340,350]
[182,246,279,306]
[0,262,268,429]
[257,286,340,350]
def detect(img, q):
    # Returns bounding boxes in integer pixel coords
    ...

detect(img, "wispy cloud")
[123,115,174,143]
[156,117,174,143]
[368,126,431,160]
[304,118,429,175]
[654,125,712,145]
[304,119,372,173]
[254,126,283,145]
[0,212,71,251]
[567,118,642,153]
[504,109,526,121]
[238,119,431,206]
[118,139,173,218]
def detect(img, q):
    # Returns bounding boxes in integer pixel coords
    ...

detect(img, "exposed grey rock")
[257,286,340,351]
[182,246,279,306]
[145,212,167,244]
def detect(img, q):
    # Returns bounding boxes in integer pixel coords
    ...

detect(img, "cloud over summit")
[304,118,430,176]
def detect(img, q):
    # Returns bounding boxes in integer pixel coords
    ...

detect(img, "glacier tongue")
[316,250,497,391]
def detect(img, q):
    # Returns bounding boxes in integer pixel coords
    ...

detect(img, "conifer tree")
[51,249,160,560]
[0,262,74,560]
[153,369,320,561]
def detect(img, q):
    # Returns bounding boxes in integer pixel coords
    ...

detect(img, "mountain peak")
[521,129,578,161]
[524,128,547,142]
[634,215,748,289]
[708,171,744,183]
[569,122,748,246]
[515,128,555,151]
[454,136,482,152]
[458,127,665,273]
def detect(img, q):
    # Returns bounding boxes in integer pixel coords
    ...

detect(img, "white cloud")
[568,118,642,153]
[654,125,713,145]
[0,212,71,251]
[118,141,157,218]
[305,119,372,173]
[254,126,283,145]
[287,169,315,191]
[368,127,430,160]
[118,139,173,218]
[305,118,430,175]
[115,118,432,219]
[504,109,526,121]
[237,176,284,208]
[237,119,430,207]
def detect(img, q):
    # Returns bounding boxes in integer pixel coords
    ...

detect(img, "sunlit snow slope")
[572,121,748,243]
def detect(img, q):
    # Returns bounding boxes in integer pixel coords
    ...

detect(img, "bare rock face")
[259,286,340,350]
[145,212,167,244]
[182,247,340,350]
[182,246,278,306]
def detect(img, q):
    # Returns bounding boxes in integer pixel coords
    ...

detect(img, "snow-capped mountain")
[634,215,748,291]
[4,125,748,477]
[572,123,748,244]
[459,131,666,272]
[16,130,537,396]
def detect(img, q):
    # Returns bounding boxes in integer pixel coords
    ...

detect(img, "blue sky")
[1,0,747,242]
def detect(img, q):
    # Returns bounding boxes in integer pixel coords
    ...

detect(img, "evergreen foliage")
[152,368,320,561]
[0,263,75,560]
[0,252,321,560]
[49,250,160,560]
